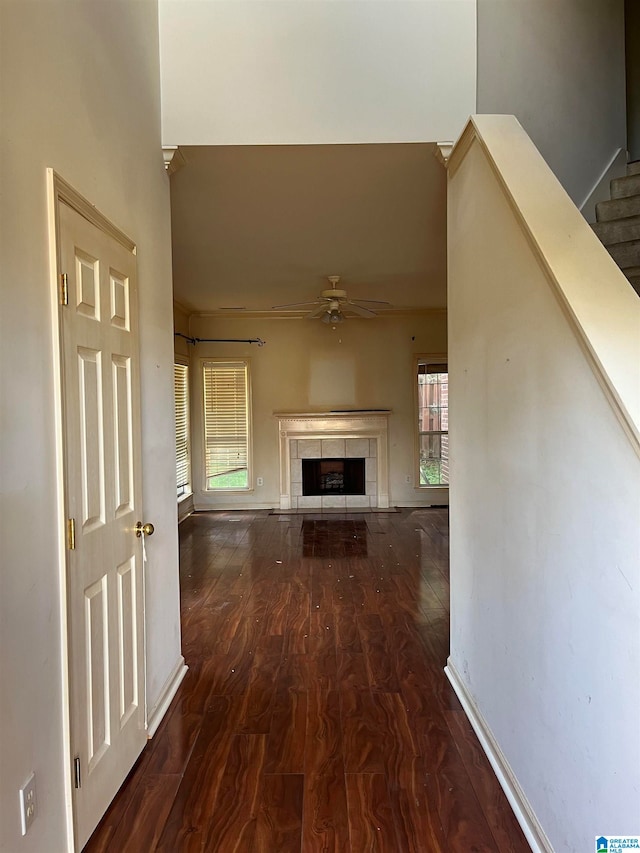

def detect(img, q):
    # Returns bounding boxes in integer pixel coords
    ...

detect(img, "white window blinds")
[174,363,190,496]
[203,361,250,489]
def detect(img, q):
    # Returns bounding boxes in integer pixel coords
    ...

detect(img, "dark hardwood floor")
[85,509,529,852]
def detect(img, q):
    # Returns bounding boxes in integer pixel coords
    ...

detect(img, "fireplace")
[302,458,365,496]
[274,411,390,510]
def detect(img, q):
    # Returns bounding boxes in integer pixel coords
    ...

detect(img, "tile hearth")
[275,412,390,511]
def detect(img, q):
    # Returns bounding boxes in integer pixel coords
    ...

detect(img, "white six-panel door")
[58,199,146,849]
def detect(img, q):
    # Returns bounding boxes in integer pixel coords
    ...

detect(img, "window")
[174,362,191,497]
[417,359,448,486]
[203,360,251,490]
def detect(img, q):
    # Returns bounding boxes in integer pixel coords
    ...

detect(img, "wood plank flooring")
[85,509,529,852]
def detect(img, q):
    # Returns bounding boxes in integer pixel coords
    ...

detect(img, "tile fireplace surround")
[275,411,390,510]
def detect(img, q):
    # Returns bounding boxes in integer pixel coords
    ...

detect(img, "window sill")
[178,492,193,504]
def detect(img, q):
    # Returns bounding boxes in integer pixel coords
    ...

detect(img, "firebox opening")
[302,458,365,496]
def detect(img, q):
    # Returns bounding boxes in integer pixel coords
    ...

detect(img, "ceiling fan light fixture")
[273,275,391,322]
[321,309,344,325]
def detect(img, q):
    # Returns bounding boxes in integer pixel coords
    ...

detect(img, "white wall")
[477,0,627,206]
[0,2,181,850]
[159,0,476,145]
[448,123,640,851]
[185,314,448,510]
[626,0,640,161]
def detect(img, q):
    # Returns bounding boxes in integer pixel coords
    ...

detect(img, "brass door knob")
[135,521,155,538]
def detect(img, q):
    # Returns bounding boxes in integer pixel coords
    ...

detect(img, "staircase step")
[623,265,640,278]
[626,274,640,297]
[605,240,640,269]
[627,161,640,177]
[596,194,640,222]
[610,174,640,199]
[621,265,640,296]
[592,216,640,246]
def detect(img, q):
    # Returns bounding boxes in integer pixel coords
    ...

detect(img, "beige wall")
[174,302,191,359]
[448,121,640,850]
[477,0,626,206]
[173,302,191,359]
[626,0,640,160]
[159,0,476,145]
[0,2,180,850]
[186,314,448,510]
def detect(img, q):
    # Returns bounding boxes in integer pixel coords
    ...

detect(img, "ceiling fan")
[272,276,391,324]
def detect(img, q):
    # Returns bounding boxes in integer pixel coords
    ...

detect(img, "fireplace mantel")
[274,411,390,510]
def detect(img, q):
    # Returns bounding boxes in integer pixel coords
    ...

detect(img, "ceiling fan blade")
[307,302,330,319]
[346,302,377,318]
[350,298,392,306]
[271,300,320,309]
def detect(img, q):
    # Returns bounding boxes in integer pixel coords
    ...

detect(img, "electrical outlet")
[256,477,264,486]
[19,772,36,835]
[405,475,412,484]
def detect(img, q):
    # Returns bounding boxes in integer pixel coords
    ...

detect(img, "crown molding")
[435,141,454,167]
[163,145,186,175]
[173,298,193,316]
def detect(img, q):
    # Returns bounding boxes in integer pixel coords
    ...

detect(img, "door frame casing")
[46,169,142,852]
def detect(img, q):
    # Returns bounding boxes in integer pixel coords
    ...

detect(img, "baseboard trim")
[178,493,194,523]
[445,659,552,853]
[193,501,277,512]
[146,656,188,738]
[397,500,450,508]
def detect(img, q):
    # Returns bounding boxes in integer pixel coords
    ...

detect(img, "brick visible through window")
[417,360,448,486]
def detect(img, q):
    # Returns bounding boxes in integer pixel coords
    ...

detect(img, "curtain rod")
[175,332,266,347]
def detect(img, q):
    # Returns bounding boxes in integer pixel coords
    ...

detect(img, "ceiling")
[169,143,447,315]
